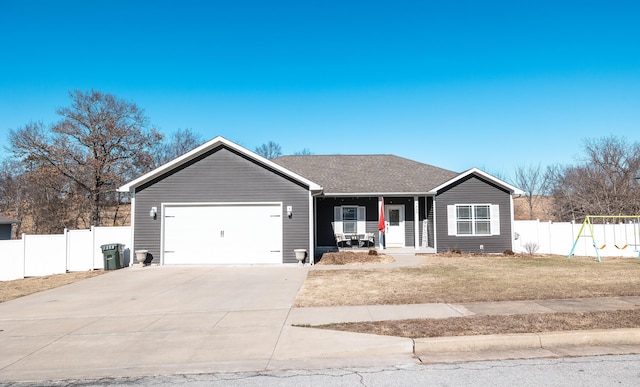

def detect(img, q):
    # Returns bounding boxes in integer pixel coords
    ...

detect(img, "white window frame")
[447,204,500,236]
[333,206,366,235]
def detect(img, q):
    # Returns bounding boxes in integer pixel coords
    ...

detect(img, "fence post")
[64,228,69,272]
[93,225,98,270]
[21,233,26,279]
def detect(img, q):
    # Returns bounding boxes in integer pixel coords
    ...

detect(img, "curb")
[414,328,640,354]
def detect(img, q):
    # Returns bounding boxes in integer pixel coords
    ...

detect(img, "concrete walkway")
[1,254,640,383]
[288,296,640,325]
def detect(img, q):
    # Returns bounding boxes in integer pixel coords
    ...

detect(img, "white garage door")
[163,203,283,264]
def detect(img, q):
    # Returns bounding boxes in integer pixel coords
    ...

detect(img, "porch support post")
[433,197,438,253]
[309,191,315,265]
[414,196,420,250]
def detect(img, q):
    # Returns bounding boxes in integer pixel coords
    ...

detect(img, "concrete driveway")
[0,265,415,383]
[0,265,311,382]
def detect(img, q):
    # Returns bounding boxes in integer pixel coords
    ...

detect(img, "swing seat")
[615,244,628,250]
[594,243,606,249]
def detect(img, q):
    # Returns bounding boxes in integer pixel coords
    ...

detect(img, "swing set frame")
[568,215,640,262]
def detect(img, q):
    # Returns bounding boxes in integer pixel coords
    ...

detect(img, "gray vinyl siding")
[435,175,512,253]
[134,146,311,264]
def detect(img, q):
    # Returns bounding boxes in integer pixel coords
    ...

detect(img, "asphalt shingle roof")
[273,155,459,194]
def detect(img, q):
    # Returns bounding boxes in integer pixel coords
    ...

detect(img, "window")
[342,206,358,234]
[388,209,400,226]
[333,206,366,235]
[447,204,499,236]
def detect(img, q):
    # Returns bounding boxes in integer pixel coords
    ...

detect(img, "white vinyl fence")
[0,226,131,281]
[2,221,637,281]
[513,220,640,258]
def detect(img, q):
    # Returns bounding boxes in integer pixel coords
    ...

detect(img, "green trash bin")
[101,244,124,270]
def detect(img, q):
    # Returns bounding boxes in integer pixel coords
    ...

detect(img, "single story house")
[0,215,20,240]
[119,136,523,265]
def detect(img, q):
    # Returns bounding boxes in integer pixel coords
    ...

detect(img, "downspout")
[129,193,136,267]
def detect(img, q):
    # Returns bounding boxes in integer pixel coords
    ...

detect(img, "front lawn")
[295,254,640,338]
[294,255,640,307]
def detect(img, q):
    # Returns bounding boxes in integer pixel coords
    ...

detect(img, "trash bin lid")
[101,243,123,251]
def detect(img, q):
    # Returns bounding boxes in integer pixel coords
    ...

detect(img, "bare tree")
[294,148,312,155]
[0,159,79,234]
[154,128,205,167]
[0,160,25,236]
[9,90,162,227]
[546,136,640,221]
[512,163,548,219]
[255,141,282,159]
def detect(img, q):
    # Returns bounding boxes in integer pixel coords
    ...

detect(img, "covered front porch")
[313,195,435,257]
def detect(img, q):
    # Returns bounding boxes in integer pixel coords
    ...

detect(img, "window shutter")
[333,207,343,234]
[490,205,500,235]
[447,205,456,235]
[357,207,366,234]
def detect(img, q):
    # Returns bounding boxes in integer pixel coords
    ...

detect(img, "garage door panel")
[163,204,283,265]
[164,206,225,264]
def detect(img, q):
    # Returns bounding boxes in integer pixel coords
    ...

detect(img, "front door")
[385,205,405,247]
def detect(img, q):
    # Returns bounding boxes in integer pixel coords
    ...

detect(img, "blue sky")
[1,0,639,178]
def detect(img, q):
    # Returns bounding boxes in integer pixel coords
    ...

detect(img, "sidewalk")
[287,296,640,325]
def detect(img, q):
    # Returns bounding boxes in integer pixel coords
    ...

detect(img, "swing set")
[568,215,640,262]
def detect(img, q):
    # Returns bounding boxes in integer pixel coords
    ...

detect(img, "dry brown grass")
[316,251,394,265]
[316,309,640,338]
[300,253,640,337]
[0,271,105,303]
[294,254,640,307]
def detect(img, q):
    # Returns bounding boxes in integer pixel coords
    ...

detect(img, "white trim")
[129,195,136,266]
[429,168,525,195]
[333,206,343,234]
[433,197,438,253]
[490,204,500,236]
[447,205,456,236]
[325,192,435,197]
[448,203,499,236]
[118,136,323,193]
[357,207,366,235]
[385,204,405,247]
[308,191,315,265]
[161,201,283,208]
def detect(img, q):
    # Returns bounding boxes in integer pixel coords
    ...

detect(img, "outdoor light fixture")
[287,206,293,218]
[150,207,157,219]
